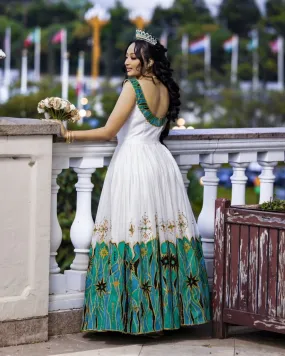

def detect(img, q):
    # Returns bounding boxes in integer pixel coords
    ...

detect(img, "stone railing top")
[167,128,285,140]
[0,118,60,136]
[2,118,285,140]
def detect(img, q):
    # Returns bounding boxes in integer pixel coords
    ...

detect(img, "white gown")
[82,77,210,335]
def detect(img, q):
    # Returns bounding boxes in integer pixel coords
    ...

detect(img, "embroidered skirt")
[82,141,210,334]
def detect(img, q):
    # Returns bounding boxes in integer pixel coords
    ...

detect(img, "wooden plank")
[277,230,285,319]
[226,208,285,229]
[212,198,230,339]
[223,308,285,335]
[229,224,240,310]
[257,227,269,315]
[267,229,278,318]
[225,223,231,310]
[239,225,249,312]
[248,226,259,314]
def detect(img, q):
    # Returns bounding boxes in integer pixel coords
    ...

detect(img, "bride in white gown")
[57,30,210,335]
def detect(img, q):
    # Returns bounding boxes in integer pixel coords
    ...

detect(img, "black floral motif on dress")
[186,273,199,290]
[96,278,107,296]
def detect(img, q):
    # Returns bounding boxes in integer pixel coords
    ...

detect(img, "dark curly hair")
[124,39,181,143]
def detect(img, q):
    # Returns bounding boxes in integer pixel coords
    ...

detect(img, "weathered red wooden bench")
[212,198,285,338]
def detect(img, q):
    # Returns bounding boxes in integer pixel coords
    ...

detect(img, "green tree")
[101,1,133,77]
[266,0,285,36]
[218,0,261,36]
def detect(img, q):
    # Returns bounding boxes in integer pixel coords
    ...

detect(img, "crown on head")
[135,29,157,45]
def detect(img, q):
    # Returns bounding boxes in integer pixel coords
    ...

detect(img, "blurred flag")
[247,38,258,51]
[270,37,284,90]
[52,29,65,44]
[224,35,239,85]
[34,27,41,82]
[24,28,41,81]
[189,36,208,54]
[181,34,189,55]
[24,29,38,47]
[190,35,211,85]
[160,30,168,48]
[247,30,258,51]
[223,35,238,52]
[52,29,67,79]
[247,30,259,90]
[269,38,280,54]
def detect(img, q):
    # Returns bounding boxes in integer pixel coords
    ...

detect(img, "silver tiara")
[136,29,157,45]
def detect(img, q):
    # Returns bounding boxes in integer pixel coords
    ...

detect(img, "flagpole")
[61,29,67,81]
[204,34,211,88]
[34,27,41,82]
[252,30,259,91]
[181,34,189,81]
[62,51,69,100]
[77,51,85,125]
[231,35,239,86]
[278,36,284,91]
[21,49,28,95]
[3,27,11,88]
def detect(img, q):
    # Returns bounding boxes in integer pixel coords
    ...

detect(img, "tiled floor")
[1,325,285,356]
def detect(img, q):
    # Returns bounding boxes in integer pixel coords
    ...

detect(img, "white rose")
[64,103,71,113]
[37,108,45,113]
[73,114,81,122]
[53,98,62,110]
[44,98,50,108]
[38,100,45,109]
[60,100,67,109]
[70,104,76,111]
[44,112,51,119]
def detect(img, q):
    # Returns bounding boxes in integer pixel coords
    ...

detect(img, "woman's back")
[138,78,169,120]
[116,77,169,144]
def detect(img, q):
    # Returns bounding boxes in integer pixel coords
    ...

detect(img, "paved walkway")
[1,325,285,356]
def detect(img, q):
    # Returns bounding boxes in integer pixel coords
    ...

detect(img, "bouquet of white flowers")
[0,49,6,59]
[37,97,81,123]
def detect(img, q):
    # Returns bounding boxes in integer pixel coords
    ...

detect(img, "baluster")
[257,151,283,203]
[50,169,66,295]
[258,161,277,203]
[197,163,221,286]
[178,165,192,190]
[229,152,257,206]
[230,162,248,205]
[65,167,96,292]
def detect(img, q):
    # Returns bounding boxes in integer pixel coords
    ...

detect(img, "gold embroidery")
[129,223,135,237]
[177,212,188,234]
[139,213,152,241]
[99,247,109,258]
[94,218,109,241]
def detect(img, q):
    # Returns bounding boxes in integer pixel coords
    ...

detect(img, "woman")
[58,30,210,335]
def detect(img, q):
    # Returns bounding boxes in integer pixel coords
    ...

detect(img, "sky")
[94,0,266,16]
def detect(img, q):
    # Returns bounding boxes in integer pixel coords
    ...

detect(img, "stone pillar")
[0,118,59,346]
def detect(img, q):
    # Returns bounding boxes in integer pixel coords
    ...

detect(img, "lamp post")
[85,5,110,90]
[129,9,152,30]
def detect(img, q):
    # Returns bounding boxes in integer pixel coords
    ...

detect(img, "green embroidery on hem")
[83,237,211,334]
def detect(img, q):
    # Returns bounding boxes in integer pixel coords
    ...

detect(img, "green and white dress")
[82,78,210,335]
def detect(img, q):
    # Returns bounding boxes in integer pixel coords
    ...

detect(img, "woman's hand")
[45,119,68,139]
[57,121,68,139]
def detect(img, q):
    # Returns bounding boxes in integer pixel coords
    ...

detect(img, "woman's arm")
[65,81,136,142]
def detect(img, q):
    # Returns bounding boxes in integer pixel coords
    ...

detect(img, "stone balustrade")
[50,127,285,312]
[1,118,285,345]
